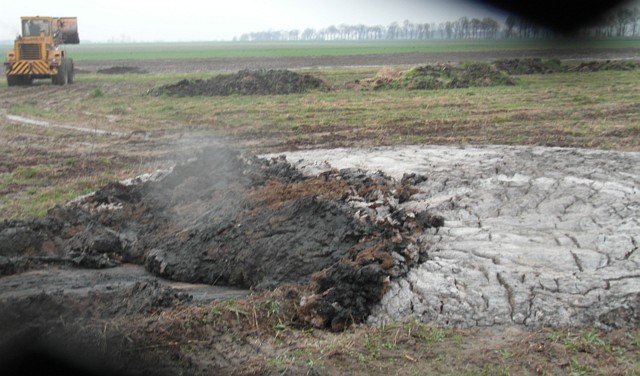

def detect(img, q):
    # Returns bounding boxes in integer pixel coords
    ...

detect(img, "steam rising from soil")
[0,147,442,331]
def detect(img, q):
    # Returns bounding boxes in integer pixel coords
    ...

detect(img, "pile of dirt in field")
[568,60,639,72]
[359,59,639,91]
[363,62,516,91]
[492,58,561,74]
[97,66,149,74]
[492,58,639,75]
[149,69,325,97]
[0,147,442,330]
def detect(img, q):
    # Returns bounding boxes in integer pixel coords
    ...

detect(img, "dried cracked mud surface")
[278,145,640,328]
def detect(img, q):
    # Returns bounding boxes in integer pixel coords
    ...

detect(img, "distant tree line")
[235,6,640,41]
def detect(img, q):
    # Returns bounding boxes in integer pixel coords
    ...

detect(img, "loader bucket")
[54,17,79,44]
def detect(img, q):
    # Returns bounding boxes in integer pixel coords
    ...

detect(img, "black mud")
[0,147,442,331]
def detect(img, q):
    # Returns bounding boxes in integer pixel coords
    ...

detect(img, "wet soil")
[0,147,443,339]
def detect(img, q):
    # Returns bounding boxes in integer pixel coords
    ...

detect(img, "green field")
[1,38,636,60]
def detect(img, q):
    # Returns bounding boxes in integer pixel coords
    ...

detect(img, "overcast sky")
[0,0,510,42]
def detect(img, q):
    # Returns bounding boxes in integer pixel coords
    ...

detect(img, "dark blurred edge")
[475,0,636,33]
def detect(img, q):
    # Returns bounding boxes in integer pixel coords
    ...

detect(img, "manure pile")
[492,58,639,74]
[0,147,442,331]
[150,69,325,96]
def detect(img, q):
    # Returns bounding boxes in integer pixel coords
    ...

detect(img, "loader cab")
[22,18,52,37]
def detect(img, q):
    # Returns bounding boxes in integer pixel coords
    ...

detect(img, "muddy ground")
[0,146,443,328]
[280,145,640,329]
[2,143,638,374]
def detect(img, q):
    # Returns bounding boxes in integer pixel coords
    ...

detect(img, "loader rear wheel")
[53,59,68,86]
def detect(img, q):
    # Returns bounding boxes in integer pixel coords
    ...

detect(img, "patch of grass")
[260,298,281,317]
[570,356,593,376]
[8,102,45,117]
[90,88,105,98]
[544,58,563,69]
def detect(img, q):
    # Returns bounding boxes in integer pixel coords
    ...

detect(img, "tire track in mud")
[2,110,127,137]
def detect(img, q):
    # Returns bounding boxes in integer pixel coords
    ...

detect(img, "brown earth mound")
[0,147,442,331]
[97,66,149,74]
[150,69,325,96]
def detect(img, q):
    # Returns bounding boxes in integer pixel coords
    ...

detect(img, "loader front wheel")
[53,60,68,86]
[67,59,75,84]
[6,75,31,87]
[7,75,19,87]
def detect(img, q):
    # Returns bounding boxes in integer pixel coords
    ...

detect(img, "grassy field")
[1,65,639,218]
[0,38,634,60]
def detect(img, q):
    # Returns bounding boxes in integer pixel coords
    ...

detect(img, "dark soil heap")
[0,147,442,331]
[492,58,561,75]
[569,60,639,72]
[97,66,149,74]
[150,69,325,96]
[492,58,639,75]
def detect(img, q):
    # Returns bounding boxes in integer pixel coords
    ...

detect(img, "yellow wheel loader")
[4,17,79,86]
